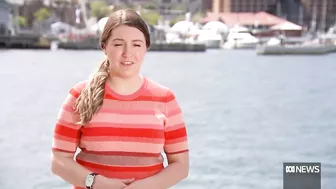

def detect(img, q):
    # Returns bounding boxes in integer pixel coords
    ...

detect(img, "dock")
[57,38,206,52]
[0,35,206,52]
[0,34,52,49]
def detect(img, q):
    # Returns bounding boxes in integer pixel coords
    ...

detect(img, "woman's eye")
[134,44,141,47]
[114,44,122,46]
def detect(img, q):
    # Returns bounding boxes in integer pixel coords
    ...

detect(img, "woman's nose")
[122,45,132,57]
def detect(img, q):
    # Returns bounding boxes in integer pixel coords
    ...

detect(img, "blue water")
[1,49,335,189]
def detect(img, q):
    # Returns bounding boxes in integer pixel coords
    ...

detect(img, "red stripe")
[54,124,80,138]
[54,134,78,143]
[52,147,75,153]
[164,136,187,145]
[69,88,80,98]
[165,128,187,140]
[81,127,164,138]
[165,149,189,155]
[81,149,161,157]
[166,93,175,102]
[76,159,163,172]
[84,123,163,130]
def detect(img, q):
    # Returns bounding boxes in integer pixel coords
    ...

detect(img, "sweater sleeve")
[163,90,189,155]
[51,82,86,153]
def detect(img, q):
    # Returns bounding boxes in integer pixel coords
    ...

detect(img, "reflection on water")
[1,49,336,189]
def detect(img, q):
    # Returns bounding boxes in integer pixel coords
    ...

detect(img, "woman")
[51,9,189,189]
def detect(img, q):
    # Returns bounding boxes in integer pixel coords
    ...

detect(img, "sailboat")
[256,1,336,55]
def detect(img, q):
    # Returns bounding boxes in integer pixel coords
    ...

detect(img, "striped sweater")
[52,77,189,189]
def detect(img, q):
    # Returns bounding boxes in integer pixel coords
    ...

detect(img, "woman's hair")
[74,9,151,126]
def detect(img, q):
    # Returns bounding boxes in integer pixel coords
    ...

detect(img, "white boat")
[197,30,222,49]
[256,43,336,55]
[256,35,336,55]
[223,26,259,49]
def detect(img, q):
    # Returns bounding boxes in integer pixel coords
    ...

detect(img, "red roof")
[200,11,287,27]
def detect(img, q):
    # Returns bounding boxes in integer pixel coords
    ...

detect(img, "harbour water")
[1,49,336,189]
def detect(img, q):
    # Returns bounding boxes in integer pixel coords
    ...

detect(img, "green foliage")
[34,8,50,22]
[171,4,184,11]
[140,10,161,25]
[143,2,156,10]
[192,12,203,22]
[90,1,112,20]
[14,16,27,27]
[53,0,67,5]
[170,15,185,26]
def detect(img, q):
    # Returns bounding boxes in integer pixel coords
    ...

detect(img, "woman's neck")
[106,75,143,95]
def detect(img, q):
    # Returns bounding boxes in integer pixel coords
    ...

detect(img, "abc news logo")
[285,165,320,174]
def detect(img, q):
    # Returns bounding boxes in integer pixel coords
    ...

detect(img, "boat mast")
[78,0,88,28]
[320,0,327,32]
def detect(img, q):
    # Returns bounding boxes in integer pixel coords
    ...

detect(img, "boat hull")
[256,44,336,55]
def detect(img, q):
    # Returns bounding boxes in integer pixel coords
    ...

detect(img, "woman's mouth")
[121,61,134,66]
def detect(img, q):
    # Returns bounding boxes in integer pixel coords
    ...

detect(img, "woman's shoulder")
[68,80,88,96]
[144,77,175,97]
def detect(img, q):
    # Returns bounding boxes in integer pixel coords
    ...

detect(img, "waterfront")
[0,49,336,189]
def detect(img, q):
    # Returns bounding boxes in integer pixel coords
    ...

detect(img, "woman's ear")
[102,45,107,55]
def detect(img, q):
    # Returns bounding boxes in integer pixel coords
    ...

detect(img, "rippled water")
[1,49,336,189]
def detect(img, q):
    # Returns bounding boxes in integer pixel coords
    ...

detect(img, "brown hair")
[74,9,151,126]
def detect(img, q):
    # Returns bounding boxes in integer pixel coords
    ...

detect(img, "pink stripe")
[56,119,80,129]
[80,141,164,153]
[81,136,164,144]
[57,109,78,124]
[166,108,181,117]
[52,139,77,152]
[62,104,76,112]
[59,96,77,112]
[144,80,169,96]
[165,123,185,131]
[102,99,166,110]
[90,113,166,125]
[72,80,88,92]
[72,166,162,182]
[54,134,78,143]
[166,113,184,127]
[164,141,188,153]
[98,107,165,115]
[166,99,178,108]
[62,93,77,104]
[76,151,164,166]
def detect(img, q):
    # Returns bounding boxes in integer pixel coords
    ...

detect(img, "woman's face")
[103,25,147,79]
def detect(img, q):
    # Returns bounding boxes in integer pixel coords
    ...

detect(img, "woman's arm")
[51,150,93,187]
[146,152,189,189]
[51,82,133,189]
[51,151,134,189]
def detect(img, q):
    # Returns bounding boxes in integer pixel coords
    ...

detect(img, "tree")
[170,15,184,26]
[14,16,27,27]
[143,2,156,10]
[192,12,203,23]
[34,8,50,22]
[140,10,161,25]
[90,1,111,20]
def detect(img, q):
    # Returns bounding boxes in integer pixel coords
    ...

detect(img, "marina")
[1,0,336,54]
[1,0,336,188]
